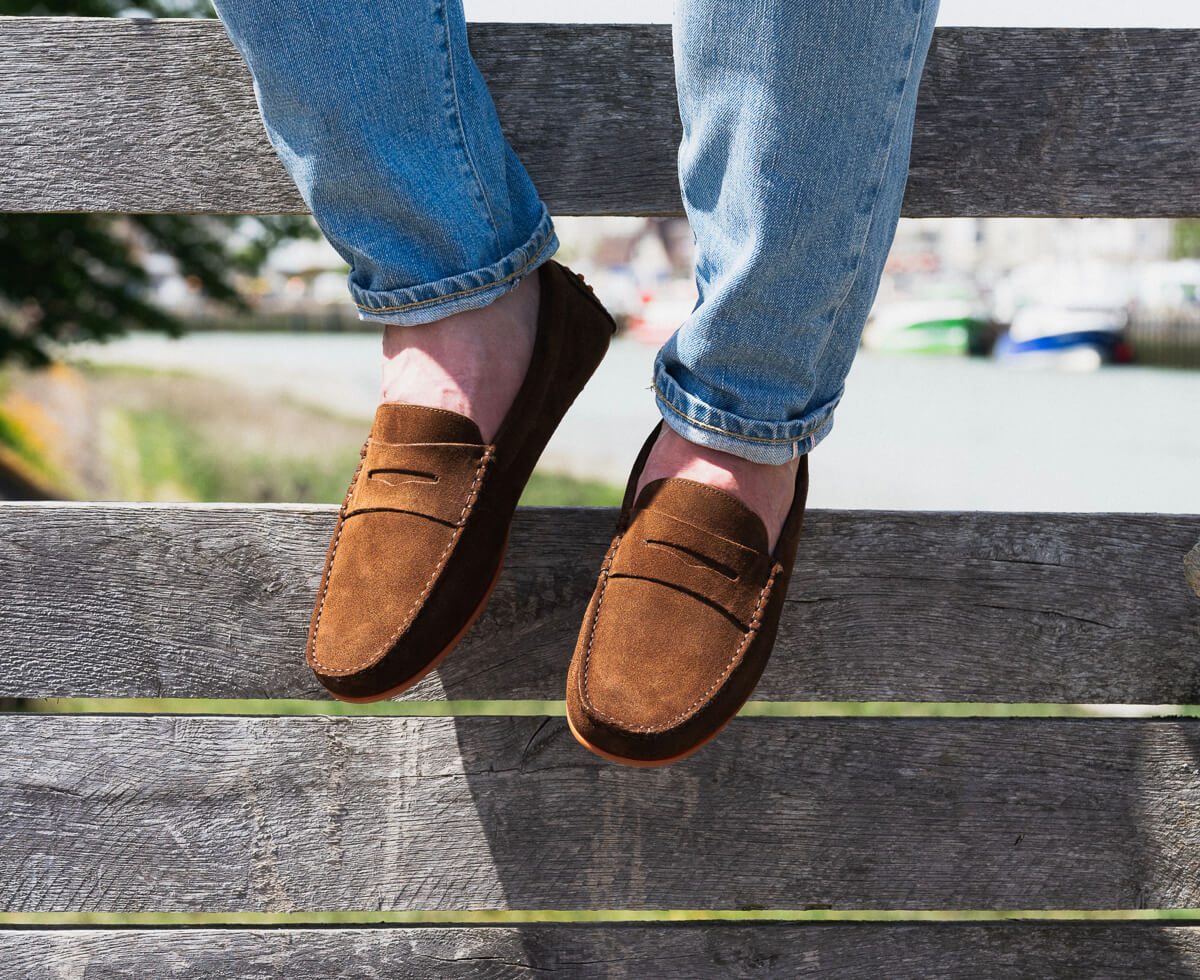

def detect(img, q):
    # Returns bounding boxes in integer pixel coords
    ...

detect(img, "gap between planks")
[2,699,1200,718]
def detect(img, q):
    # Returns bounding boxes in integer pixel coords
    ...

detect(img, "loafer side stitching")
[306,441,367,668]
[309,446,494,674]
[576,531,622,713]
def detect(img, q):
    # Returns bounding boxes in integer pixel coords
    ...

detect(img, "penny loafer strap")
[346,440,494,525]
[609,508,772,628]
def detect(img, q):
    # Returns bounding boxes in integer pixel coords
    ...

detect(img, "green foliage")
[519,471,623,507]
[103,401,364,504]
[0,0,319,365]
[0,408,44,469]
[104,399,621,507]
[0,209,319,367]
[1171,218,1200,260]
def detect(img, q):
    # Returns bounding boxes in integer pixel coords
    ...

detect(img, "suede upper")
[306,260,615,701]
[580,479,777,731]
[567,422,810,764]
[308,405,492,677]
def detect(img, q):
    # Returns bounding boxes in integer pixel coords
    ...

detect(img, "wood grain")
[6,925,1200,978]
[2,19,1198,216]
[1186,540,1200,598]
[2,714,1199,911]
[1,504,1197,703]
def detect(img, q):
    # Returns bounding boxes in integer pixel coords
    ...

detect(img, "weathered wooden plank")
[1,504,1197,703]
[3,715,1199,911]
[1,18,1198,216]
[7,924,1200,978]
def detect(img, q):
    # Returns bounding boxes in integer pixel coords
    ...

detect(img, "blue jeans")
[212,0,939,464]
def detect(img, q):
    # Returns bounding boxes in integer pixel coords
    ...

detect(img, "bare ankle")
[636,425,798,552]
[378,273,540,441]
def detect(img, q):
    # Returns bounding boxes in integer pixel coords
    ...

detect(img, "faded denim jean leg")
[212,0,939,454]
[656,0,941,463]
[209,0,557,325]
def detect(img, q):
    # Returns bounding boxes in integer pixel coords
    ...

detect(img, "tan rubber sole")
[324,530,510,704]
[565,691,748,768]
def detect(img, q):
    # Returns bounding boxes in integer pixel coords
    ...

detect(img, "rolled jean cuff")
[652,359,838,465]
[351,208,559,326]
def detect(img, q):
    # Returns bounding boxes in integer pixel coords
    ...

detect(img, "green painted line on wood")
[2,909,1200,929]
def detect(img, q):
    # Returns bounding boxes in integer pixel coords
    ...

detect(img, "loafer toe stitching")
[578,535,782,734]
[308,445,494,675]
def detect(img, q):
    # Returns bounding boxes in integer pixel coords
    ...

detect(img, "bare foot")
[379,272,540,442]
[635,424,799,552]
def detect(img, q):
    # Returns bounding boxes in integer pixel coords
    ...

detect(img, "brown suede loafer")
[306,260,615,701]
[566,422,809,765]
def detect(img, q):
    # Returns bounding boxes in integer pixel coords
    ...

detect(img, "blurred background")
[2,0,1198,512]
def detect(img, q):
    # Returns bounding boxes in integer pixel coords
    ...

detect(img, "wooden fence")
[2,15,1200,976]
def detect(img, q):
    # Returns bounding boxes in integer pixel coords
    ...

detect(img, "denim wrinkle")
[655,0,940,463]
[353,212,557,325]
[438,0,501,256]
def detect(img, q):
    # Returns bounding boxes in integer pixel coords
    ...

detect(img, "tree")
[0,0,318,365]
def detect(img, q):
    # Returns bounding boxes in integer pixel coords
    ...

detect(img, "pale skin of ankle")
[635,425,799,553]
[377,269,794,550]
[379,272,540,443]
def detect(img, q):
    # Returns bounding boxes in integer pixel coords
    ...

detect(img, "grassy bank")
[104,401,622,505]
[1,362,622,506]
[101,397,362,504]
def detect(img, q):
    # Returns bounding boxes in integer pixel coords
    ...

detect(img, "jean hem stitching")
[352,226,554,315]
[652,379,832,446]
